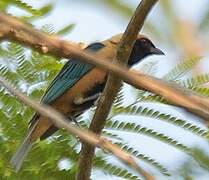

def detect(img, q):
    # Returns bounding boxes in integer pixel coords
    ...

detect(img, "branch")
[1,12,209,122]
[0,77,152,178]
[76,1,158,180]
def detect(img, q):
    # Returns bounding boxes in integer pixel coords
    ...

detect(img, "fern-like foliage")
[181,73,209,88]
[100,163,139,180]
[0,2,209,179]
[163,57,202,81]
[1,42,209,179]
[94,157,139,180]
[111,105,208,137]
[115,142,170,176]
[4,0,52,19]
[106,120,191,153]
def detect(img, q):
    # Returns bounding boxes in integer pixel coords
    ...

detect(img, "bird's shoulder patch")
[86,42,105,52]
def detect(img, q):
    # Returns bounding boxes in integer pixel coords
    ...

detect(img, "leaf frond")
[163,57,202,81]
[106,120,191,153]
[112,106,208,137]
[115,142,170,176]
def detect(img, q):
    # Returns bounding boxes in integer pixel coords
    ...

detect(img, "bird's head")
[108,33,164,66]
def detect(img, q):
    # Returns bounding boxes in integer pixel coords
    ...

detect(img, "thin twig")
[0,77,152,178]
[76,1,157,180]
[0,12,209,122]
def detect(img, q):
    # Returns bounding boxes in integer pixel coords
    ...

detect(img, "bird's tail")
[10,135,33,172]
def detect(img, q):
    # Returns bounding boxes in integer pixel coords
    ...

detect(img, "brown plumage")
[11,34,164,172]
[29,37,118,141]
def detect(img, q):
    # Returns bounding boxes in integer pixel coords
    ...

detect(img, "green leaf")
[191,87,209,97]
[56,24,76,35]
[106,120,191,153]
[181,73,209,88]
[38,3,53,16]
[98,162,139,180]
[163,57,202,81]
[10,0,38,15]
[112,105,208,137]
[116,142,170,176]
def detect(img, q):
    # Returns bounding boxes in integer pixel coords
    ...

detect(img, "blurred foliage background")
[0,0,209,179]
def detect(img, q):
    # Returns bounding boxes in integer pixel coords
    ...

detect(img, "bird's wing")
[41,42,105,104]
[29,42,105,129]
[41,59,92,103]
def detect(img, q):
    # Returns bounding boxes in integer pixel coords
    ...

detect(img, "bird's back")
[29,42,117,140]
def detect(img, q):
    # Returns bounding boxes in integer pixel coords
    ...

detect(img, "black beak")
[150,47,165,55]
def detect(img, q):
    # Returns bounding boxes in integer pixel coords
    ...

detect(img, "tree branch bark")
[0,12,209,122]
[0,77,153,179]
[0,4,209,179]
[76,1,158,180]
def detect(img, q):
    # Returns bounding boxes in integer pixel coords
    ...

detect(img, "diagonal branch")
[0,77,153,179]
[1,12,209,122]
[76,1,158,180]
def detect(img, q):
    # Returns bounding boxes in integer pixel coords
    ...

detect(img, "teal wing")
[41,42,105,104]
[42,60,93,103]
[29,42,105,129]
[29,60,92,128]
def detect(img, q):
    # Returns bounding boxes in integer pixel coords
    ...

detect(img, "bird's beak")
[150,47,165,55]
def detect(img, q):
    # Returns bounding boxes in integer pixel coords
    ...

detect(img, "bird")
[10,33,164,172]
